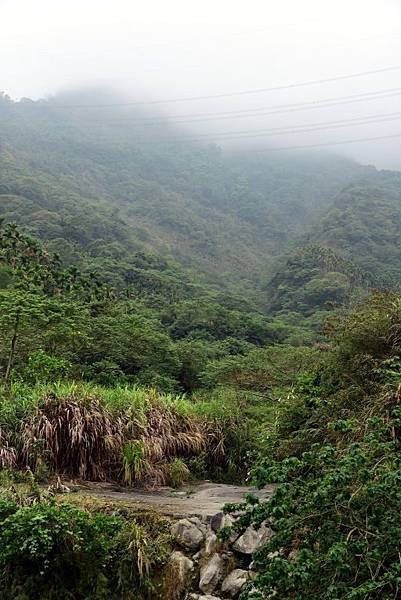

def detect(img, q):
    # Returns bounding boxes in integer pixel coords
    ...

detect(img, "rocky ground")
[75,480,274,519]
[71,480,275,598]
[167,508,273,598]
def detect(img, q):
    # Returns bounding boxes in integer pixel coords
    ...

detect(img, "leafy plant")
[0,499,123,599]
[167,458,190,488]
[23,350,71,383]
[228,294,401,599]
[122,440,147,485]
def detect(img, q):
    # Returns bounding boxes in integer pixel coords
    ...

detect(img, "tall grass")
[21,393,124,480]
[0,381,248,485]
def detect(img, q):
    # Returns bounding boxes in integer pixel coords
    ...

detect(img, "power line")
[40,64,401,107]
[84,88,401,126]
[122,89,401,125]
[139,112,401,144]
[166,111,401,141]
[238,132,401,153]
[60,89,401,134]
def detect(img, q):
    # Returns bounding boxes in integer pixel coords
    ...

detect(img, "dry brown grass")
[137,403,206,460]
[18,391,227,486]
[0,428,17,469]
[125,402,214,486]
[204,420,227,464]
[21,393,124,480]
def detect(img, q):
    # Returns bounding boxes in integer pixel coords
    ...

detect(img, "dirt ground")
[74,481,275,519]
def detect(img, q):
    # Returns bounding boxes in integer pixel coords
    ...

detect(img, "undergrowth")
[0,381,252,485]
[226,294,401,600]
[0,487,173,600]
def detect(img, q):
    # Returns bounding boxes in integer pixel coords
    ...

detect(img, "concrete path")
[75,481,274,519]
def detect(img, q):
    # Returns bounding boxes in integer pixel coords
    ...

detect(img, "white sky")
[1,0,401,167]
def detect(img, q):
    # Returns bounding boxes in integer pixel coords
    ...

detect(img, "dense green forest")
[0,91,372,293]
[1,91,401,598]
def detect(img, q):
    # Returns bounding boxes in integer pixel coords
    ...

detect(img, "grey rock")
[232,522,272,555]
[170,550,194,585]
[210,511,235,532]
[221,569,249,597]
[189,595,222,600]
[199,553,224,593]
[189,516,208,535]
[204,531,218,555]
[171,518,205,551]
[192,530,217,561]
[228,529,240,544]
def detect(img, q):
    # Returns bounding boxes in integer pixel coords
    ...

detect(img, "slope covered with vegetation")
[264,172,401,326]
[0,91,369,295]
[307,172,401,283]
[1,88,401,599]
[231,293,401,599]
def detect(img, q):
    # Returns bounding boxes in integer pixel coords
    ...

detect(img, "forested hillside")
[264,172,401,322]
[2,89,401,599]
[307,172,401,283]
[0,91,371,297]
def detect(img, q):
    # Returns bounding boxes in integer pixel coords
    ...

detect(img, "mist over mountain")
[3,3,401,596]
[0,89,378,298]
[3,0,401,168]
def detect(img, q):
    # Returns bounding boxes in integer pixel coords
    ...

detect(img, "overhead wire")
[238,132,401,153]
[163,111,401,142]
[31,64,401,108]
[99,89,401,126]
[9,61,401,154]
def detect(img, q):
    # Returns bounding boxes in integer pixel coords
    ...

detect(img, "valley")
[0,91,400,599]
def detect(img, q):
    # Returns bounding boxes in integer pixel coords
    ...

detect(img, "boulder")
[189,516,208,535]
[221,568,249,597]
[210,511,235,532]
[232,522,272,555]
[199,553,224,594]
[171,518,205,551]
[189,595,222,600]
[194,531,223,561]
[204,531,218,555]
[169,550,194,585]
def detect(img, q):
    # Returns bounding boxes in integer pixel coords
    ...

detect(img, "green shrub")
[0,497,173,599]
[168,458,190,488]
[0,499,123,599]
[23,350,71,384]
[83,359,126,386]
[229,294,401,599]
[235,408,401,600]
[122,440,147,485]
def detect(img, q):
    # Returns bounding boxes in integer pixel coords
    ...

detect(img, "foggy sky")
[1,0,401,168]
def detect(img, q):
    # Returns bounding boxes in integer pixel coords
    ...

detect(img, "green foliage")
[266,243,381,319]
[238,410,401,600]
[22,350,71,383]
[0,499,123,599]
[201,345,320,406]
[0,496,172,599]
[266,175,401,323]
[224,293,401,599]
[122,440,147,485]
[167,458,190,488]
[0,221,298,391]
[309,177,401,284]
